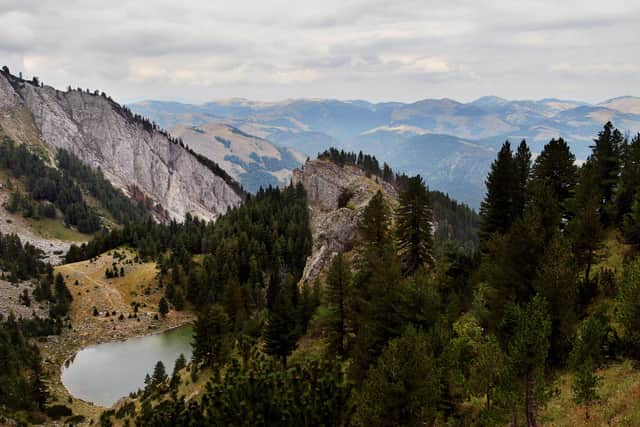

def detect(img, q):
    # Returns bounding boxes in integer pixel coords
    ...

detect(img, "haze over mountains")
[131,95,640,208]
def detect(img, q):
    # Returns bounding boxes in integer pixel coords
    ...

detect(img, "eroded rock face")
[294,160,398,284]
[0,74,242,221]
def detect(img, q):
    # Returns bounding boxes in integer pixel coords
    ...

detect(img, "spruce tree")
[480,141,517,240]
[353,327,441,426]
[325,253,352,357]
[590,122,623,225]
[533,236,578,366]
[263,289,298,368]
[395,175,434,274]
[568,162,604,287]
[358,191,391,249]
[502,295,551,427]
[531,137,578,217]
[513,139,532,218]
[152,360,168,386]
[158,297,169,317]
[617,133,640,223]
[192,304,232,369]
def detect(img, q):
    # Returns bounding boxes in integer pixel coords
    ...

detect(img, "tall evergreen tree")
[568,162,604,287]
[263,288,299,368]
[590,121,623,225]
[325,253,352,357]
[395,175,434,274]
[531,137,578,217]
[513,139,532,218]
[617,133,640,223]
[501,295,551,427]
[480,141,517,240]
[192,305,232,370]
[352,327,441,427]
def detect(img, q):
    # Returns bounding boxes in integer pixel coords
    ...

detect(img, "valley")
[131,96,640,208]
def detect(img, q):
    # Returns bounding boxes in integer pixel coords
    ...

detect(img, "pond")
[61,325,194,407]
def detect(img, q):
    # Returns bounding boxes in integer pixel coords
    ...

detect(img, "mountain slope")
[170,122,305,192]
[0,71,243,221]
[130,96,640,208]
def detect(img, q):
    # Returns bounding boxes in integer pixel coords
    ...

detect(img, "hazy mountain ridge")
[130,96,640,207]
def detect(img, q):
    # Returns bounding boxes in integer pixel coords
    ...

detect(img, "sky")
[1,0,639,104]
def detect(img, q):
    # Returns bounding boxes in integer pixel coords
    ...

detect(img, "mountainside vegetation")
[0,135,152,234]
[6,115,640,425]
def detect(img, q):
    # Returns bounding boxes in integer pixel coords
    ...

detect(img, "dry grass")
[541,360,640,426]
[39,247,195,424]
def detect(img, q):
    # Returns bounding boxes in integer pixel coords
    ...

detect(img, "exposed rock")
[0,73,242,221]
[0,192,73,264]
[294,160,398,284]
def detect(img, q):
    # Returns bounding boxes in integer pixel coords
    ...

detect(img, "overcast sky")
[1,0,639,104]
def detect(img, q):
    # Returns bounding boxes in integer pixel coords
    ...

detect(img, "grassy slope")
[541,229,640,426]
[40,247,195,424]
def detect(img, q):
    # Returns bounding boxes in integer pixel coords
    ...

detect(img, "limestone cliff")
[0,72,242,221]
[293,159,398,284]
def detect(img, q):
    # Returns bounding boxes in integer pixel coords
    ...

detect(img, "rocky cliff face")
[293,159,398,284]
[0,73,242,221]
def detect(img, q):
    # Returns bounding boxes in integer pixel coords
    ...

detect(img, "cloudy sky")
[1,0,639,104]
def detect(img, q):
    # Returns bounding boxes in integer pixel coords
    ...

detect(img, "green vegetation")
[8,115,640,425]
[0,136,152,234]
[0,231,49,281]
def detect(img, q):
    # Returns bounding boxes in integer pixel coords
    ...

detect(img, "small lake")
[61,325,194,407]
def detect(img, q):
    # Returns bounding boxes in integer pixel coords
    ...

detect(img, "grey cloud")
[0,0,638,104]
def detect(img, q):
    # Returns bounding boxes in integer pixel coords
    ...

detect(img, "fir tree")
[325,253,352,357]
[618,134,640,224]
[158,297,169,317]
[263,289,298,368]
[480,141,517,240]
[590,122,623,225]
[152,360,168,386]
[192,305,232,370]
[568,162,604,287]
[531,137,578,218]
[353,327,441,426]
[395,175,434,274]
[513,139,532,218]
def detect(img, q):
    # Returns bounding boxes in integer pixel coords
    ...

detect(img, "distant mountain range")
[130,96,640,208]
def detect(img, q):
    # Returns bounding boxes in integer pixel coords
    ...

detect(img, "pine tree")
[590,122,623,225]
[263,288,298,368]
[395,175,434,274]
[531,137,578,218]
[569,162,604,287]
[480,141,517,240]
[502,295,551,427]
[192,304,232,369]
[513,139,532,218]
[170,354,187,389]
[325,253,352,357]
[158,297,170,317]
[533,236,578,366]
[353,327,441,426]
[617,133,640,223]
[617,258,640,360]
[572,358,599,420]
[152,360,168,386]
[358,191,391,249]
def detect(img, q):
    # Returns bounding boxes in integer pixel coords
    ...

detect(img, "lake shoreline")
[41,311,195,421]
[37,248,197,425]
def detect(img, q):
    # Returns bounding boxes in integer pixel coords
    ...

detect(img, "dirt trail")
[39,248,195,425]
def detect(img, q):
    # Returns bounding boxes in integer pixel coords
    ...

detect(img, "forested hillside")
[94,121,640,426]
[5,120,640,426]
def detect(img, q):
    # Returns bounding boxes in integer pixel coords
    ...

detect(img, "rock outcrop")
[293,159,398,284]
[0,72,242,221]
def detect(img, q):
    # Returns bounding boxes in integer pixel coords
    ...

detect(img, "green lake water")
[61,325,193,407]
